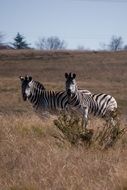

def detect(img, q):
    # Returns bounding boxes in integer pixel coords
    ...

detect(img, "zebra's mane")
[32,80,46,91]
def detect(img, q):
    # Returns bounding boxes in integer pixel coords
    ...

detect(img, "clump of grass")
[31,125,45,138]
[54,111,126,149]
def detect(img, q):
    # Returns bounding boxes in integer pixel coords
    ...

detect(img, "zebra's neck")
[68,89,81,107]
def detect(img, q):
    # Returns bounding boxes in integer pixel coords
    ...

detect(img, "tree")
[108,36,123,51]
[36,36,67,50]
[124,45,127,50]
[12,33,29,49]
[77,45,85,51]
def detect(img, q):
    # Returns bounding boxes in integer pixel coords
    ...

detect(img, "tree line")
[0,31,127,51]
[0,32,66,50]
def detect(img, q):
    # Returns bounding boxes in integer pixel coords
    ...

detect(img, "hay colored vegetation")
[0,50,127,190]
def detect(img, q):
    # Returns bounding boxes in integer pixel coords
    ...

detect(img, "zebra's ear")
[25,75,28,80]
[25,75,32,82]
[19,76,24,81]
[65,73,68,78]
[73,73,76,78]
[29,76,32,81]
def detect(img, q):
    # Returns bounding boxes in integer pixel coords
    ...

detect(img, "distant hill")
[0,44,14,50]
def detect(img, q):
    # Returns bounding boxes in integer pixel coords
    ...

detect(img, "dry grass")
[0,50,127,190]
[0,114,127,190]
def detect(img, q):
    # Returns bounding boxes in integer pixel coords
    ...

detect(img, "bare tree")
[36,36,67,50]
[108,36,123,51]
[77,45,85,51]
[124,45,127,50]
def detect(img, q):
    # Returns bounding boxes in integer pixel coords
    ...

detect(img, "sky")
[0,0,127,50]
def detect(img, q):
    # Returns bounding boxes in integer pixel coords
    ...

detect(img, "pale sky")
[0,0,127,50]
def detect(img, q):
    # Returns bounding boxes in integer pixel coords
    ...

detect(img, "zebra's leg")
[105,110,117,126]
[111,108,118,126]
[82,107,89,131]
[110,117,115,126]
[110,112,118,126]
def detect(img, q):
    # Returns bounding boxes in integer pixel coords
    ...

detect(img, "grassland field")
[0,49,127,190]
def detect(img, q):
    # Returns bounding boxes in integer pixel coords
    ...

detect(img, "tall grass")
[0,113,127,190]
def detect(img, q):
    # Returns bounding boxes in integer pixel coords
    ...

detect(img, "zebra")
[19,75,69,117]
[65,72,118,128]
[19,75,93,118]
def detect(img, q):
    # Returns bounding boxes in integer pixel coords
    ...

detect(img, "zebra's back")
[28,89,68,113]
[91,93,117,116]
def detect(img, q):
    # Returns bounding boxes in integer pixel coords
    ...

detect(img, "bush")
[54,111,126,149]
[54,111,83,145]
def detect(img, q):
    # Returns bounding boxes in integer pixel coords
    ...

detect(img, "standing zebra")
[19,75,92,118]
[19,75,69,116]
[65,72,117,128]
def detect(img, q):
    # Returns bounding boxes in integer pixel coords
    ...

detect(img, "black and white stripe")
[19,75,68,115]
[90,93,117,117]
[65,72,117,128]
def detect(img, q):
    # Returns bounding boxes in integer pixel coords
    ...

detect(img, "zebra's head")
[19,75,32,101]
[65,72,77,97]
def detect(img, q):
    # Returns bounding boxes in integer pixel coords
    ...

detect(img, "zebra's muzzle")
[22,93,27,101]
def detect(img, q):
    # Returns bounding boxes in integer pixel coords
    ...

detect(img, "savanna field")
[0,50,127,190]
